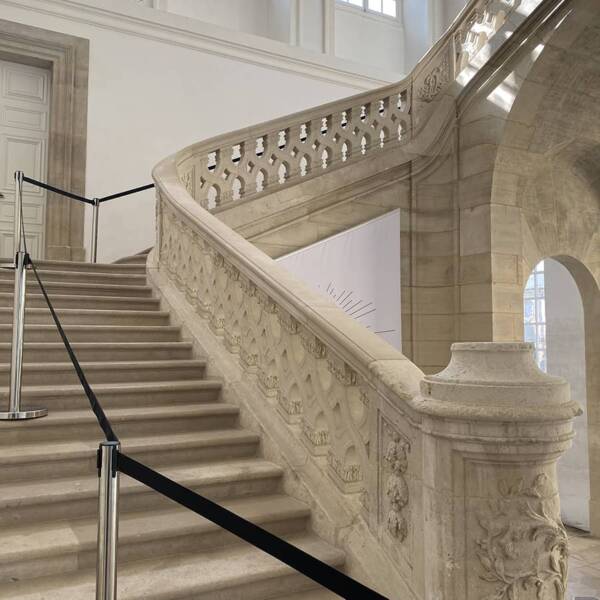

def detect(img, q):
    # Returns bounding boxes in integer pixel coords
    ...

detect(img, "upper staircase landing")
[170,0,546,257]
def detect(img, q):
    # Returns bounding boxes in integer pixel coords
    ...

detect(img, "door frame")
[0,19,88,261]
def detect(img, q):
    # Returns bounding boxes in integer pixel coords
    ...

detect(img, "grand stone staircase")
[0,257,341,600]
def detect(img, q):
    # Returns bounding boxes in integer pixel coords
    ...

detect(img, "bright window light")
[382,0,397,16]
[523,260,547,372]
[338,0,398,19]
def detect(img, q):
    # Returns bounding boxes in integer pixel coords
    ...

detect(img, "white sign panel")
[277,210,401,350]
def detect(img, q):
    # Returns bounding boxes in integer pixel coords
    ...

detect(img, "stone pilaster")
[415,342,581,599]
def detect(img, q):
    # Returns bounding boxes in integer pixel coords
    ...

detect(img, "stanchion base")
[0,407,48,420]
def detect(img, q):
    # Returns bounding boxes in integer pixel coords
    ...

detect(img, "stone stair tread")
[0,458,283,509]
[273,590,341,599]
[0,292,159,304]
[0,341,191,351]
[0,280,153,293]
[0,402,238,429]
[0,323,176,331]
[0,358,207,372]
[0,494,308,563]
[0,379,221,398]
[0,269,148,284]
[0,307,168,318]
[0,428,260,465]
[33,260,146,274]
[0,533,344,600]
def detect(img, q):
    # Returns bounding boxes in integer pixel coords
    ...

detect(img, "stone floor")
[568,528,600,599]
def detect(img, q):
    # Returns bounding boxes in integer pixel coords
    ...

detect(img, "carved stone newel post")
[415,342,581,600]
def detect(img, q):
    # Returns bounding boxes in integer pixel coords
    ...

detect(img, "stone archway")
[551,255,600,535]
[523,256,598,533]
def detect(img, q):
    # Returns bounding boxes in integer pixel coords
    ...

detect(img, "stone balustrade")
[151,161,579,596]
[174,0,529,214]
[151,1,577,596]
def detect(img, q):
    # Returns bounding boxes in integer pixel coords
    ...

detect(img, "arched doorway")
[524,257,598,533]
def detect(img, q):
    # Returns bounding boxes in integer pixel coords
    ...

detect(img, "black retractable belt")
[22,176,94,205]
[117,452,388,600]
[99,183,155,203]
[28,258,119,443]
[18,179,389,599]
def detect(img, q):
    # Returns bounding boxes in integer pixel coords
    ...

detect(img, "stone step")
[0,324,181,343]
[0,341,193,363]
[0,533,344,600]
[0,292,160,311]
[33,259,146,275]
[0,495,310,584]
[0,359,206,387]
[0,380,222,411]
[273,590,342,599]
[0,307,169,326]
[0,402,239,445]
[0,458,283,527]
[0,268,148,287]
[0,279,153,298]
[114,253,149,266]
[0,429,261,482]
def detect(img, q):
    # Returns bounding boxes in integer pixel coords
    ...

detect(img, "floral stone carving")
[383,425,410,542]
[417,55,450,103]
[475,474,568,600]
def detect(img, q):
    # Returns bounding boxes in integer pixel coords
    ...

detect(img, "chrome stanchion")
[91,197,100,263]
[96,441,120,600]
[0,171,47,420]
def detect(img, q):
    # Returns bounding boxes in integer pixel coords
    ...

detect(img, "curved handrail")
[153,157,424,404]
[173,0,537,212]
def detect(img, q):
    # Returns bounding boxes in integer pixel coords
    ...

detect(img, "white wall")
[402,0,468,72]
[160,0,271,39]
[335,6,404,73]
[1,0,377,262]
[546,258,590,531]
[267,0,292,44]
[277,210,402,350]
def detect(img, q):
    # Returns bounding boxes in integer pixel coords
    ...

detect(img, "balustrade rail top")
[173,0,500,162]
[153,160,424,407]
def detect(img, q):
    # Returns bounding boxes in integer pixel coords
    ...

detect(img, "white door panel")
[2,64,48,104]
[0,60,50,259]
[1,105,48,132]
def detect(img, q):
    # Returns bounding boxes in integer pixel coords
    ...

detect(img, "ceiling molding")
[0,0,404,90]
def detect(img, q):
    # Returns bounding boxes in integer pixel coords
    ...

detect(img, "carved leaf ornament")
[476,474,568,600]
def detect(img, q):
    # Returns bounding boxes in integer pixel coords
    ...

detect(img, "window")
[337,0,398,18]
[523,261,546,371]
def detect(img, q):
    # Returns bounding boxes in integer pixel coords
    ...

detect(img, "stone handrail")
[175,0,535,212]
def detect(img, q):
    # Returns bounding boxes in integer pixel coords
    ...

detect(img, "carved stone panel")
[380,419,411,544]
[473,474,568,600]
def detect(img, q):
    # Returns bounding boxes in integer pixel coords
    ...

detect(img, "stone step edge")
[0,533,344,600]
[0,494,309,565]
[0,458,283,511]
[0,428,260,466]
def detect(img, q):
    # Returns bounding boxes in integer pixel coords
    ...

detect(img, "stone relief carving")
[180,167,195,197]
[383,423,411,542]
[327,450,362,484]
[475,474,568,600]
[417,55,450,103]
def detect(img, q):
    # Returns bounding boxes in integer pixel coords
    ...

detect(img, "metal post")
[96,441,120,600]
[91,198,100,263]
[0,171,47,420]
